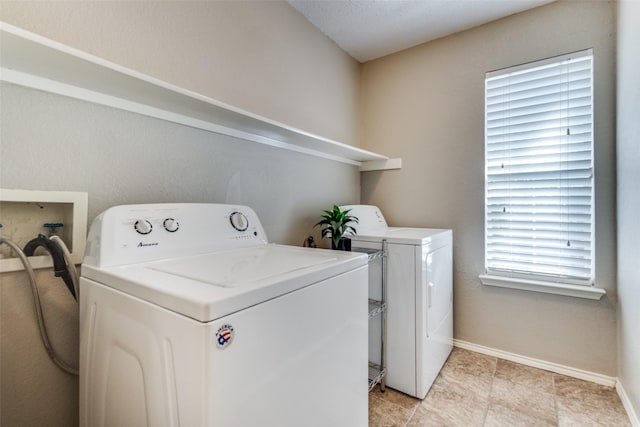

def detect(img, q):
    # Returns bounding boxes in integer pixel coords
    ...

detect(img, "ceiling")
[288,0,556,62]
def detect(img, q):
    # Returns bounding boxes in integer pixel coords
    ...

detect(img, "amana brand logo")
[137,242,159,248]
[215,324,234,349]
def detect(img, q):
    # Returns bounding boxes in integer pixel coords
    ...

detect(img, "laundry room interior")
[0,0,638,426]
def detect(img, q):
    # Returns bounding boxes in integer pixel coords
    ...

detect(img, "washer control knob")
[163,218,179,232]
[134,219,153,235]
[229,211,249,231]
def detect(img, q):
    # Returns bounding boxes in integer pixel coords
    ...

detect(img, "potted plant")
[315,205,358,251]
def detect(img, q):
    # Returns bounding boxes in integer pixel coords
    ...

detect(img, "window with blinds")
[484,50,594,285]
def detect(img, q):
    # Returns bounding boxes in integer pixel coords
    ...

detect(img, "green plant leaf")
[314,204,359,248]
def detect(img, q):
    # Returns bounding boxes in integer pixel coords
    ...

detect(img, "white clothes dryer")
[79,203,368,427]
[342,205,453,399]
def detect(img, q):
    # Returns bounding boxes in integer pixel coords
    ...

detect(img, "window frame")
[480,49,605,300]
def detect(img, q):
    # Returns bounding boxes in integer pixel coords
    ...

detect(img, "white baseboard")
[617,381,640,427]
[453,339,617,387]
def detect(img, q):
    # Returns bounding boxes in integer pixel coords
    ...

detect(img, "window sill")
[479,274,606,300]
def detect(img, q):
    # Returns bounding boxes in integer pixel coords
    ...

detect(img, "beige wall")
[361,0,617,375]
[617,0,640,419]
[0,2,362,426]
[0,0,360,146]
[1,269,79,427]
[1,1,630,425]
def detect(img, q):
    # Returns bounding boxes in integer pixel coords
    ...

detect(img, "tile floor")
[369,347,631,426]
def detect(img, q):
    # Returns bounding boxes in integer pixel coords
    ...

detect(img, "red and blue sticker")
[215,324,234,349]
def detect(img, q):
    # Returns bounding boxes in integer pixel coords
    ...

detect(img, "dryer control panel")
[340,205,388,234]
[84,203,268,268]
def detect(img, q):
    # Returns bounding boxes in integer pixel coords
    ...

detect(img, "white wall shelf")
[0,22,400,171]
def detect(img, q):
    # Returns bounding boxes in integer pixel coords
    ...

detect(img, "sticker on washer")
[215,324,234,349]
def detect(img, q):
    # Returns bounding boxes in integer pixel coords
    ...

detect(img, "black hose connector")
[23,234,77,300]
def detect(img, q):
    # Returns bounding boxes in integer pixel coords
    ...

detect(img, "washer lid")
[352,227,452,246]
[82,244,367,322]
[149,245,339,288]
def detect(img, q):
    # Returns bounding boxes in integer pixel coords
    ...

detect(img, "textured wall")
[0,2,361,425]
[361,0,617,375]
[0,81,360,426]
[1,268,79,427]
[617,0,640,420]
[0,1,360,146]
[0,83,360,245]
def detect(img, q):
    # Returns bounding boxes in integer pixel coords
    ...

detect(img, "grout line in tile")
[480,356,499,427]
[552,373,560,425]
[369,390,417,427]
[403,397,420,427]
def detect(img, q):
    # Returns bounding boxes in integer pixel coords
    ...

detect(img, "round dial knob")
[229,211,249,231]
[163,218,179,232]
[134,219,153,235]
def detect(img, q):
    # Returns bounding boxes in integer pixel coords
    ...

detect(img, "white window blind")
[484,50,594,285]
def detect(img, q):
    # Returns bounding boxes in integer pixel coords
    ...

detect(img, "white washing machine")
[342,205,453,399]
[79,203,368,427]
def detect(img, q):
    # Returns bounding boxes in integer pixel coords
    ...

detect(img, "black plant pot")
[332,237,351,251]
